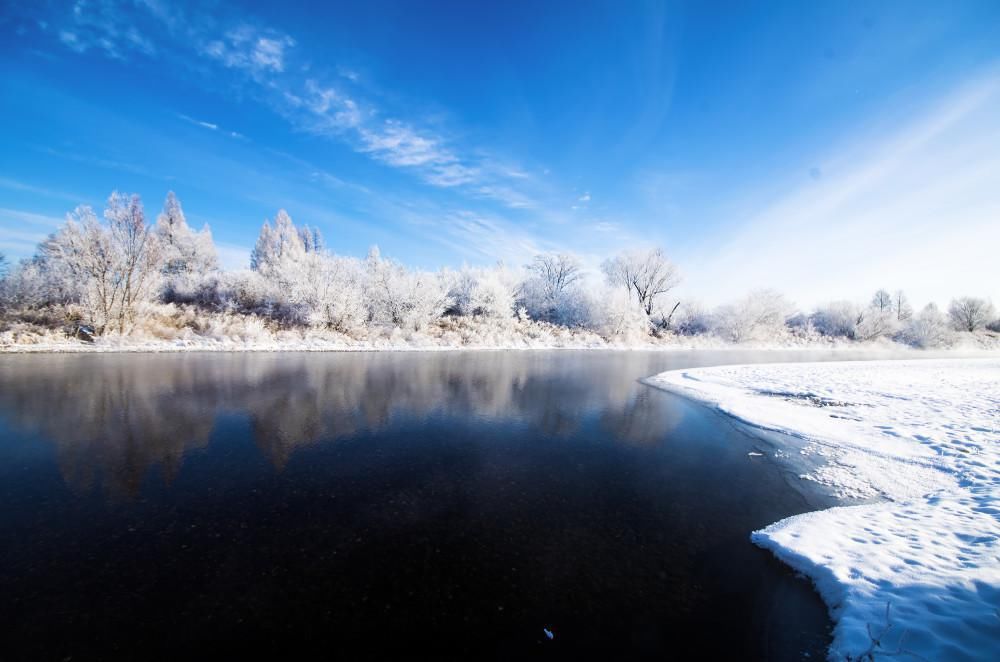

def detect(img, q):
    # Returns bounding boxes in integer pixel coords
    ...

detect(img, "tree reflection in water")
[0,352,684,497]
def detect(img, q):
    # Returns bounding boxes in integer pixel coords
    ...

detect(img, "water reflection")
[0,350,849,660]
[0,352,683,496]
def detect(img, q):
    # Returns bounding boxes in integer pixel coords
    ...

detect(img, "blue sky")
[1,0,998,307]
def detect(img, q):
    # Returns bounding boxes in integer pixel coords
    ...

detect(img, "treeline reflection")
[0,353,683,496]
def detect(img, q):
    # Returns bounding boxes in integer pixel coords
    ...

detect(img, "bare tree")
[601,247,681,316]
[947,297,995,332]
[528,253,583,301]
[104,192,162,333]
[0,251,7,279]
[871,289,893,314]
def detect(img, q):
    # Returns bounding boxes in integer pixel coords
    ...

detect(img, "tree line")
[1,190,996,347]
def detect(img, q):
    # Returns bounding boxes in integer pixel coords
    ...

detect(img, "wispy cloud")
[202,25,295,74]
[54,0,156,60]
[177,113,246,139]
[0,176,84,203]
[683,71,1000,308]
[33,1,539,206]
[0,208,64,228]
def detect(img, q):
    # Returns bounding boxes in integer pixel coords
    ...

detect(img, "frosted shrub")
[446,265,516,319]
[855,309,899,341]
[365,248,451,331]
[901,303,952,348]
[0,260,53,310]
[586,287,651,340]
[712,289,792,342]
[672,302,710,336]
[812,301,863,338]
[947,297,994,332]
[297,254,366,332]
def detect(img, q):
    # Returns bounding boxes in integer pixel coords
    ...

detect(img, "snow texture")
[647,359,1000,661]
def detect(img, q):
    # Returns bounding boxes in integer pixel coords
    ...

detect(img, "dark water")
[0,350,876,660]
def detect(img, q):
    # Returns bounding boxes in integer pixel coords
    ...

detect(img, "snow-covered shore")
[647,359,1000,661]
[3,316,999,354]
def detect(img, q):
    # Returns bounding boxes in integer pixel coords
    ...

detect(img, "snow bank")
[647,359,1000,661]
[0,315,919,353]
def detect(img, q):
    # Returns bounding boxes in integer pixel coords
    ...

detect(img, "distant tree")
[894,290,912,321]
[601,247,680,316]
[251,210,307,273]
[811,301,864,338]
[855,289,901,340]
[364,246,450,330]
[40,194,161,332]
[103,192,162,332]
[447,264,517,319]
[871,289,893,314]
[902,303,952,348]
[712,289,792,342]
[948,297,995,332]
[297,225,324,253]
[155,191,218,277]
[528,253,583,301]
[0,251,7,278]
[520,252,584,323]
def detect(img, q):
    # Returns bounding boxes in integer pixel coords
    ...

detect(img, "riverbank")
[3,313,999,353]
[647,358,1000,661]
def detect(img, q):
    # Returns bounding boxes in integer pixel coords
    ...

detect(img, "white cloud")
[54,1,155,59]
[202,25,295,74]
[176,113,247,139]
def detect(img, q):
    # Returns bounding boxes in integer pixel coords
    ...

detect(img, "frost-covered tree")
[902,303,952,348]
[671,300,710,336]
[155,192,218,278]
[894,290,912,321]
[38,194,161,332]
[601,247,680,317]
[250,210,308,274]
[947,297,995,332]
[853,290,902,340]
[519,252,587,324]
[294,253,367,330]
[584,287,651,340]
[871,289,893,314]
[528,253,582,300]
[298,225,324,253]
[447,265,517,319]
[243,211,368,329]
[364,246,451,330]
[811,301,863,338]
[0,251,7,278]
[103,192,162,331]
[712,289,792,342]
